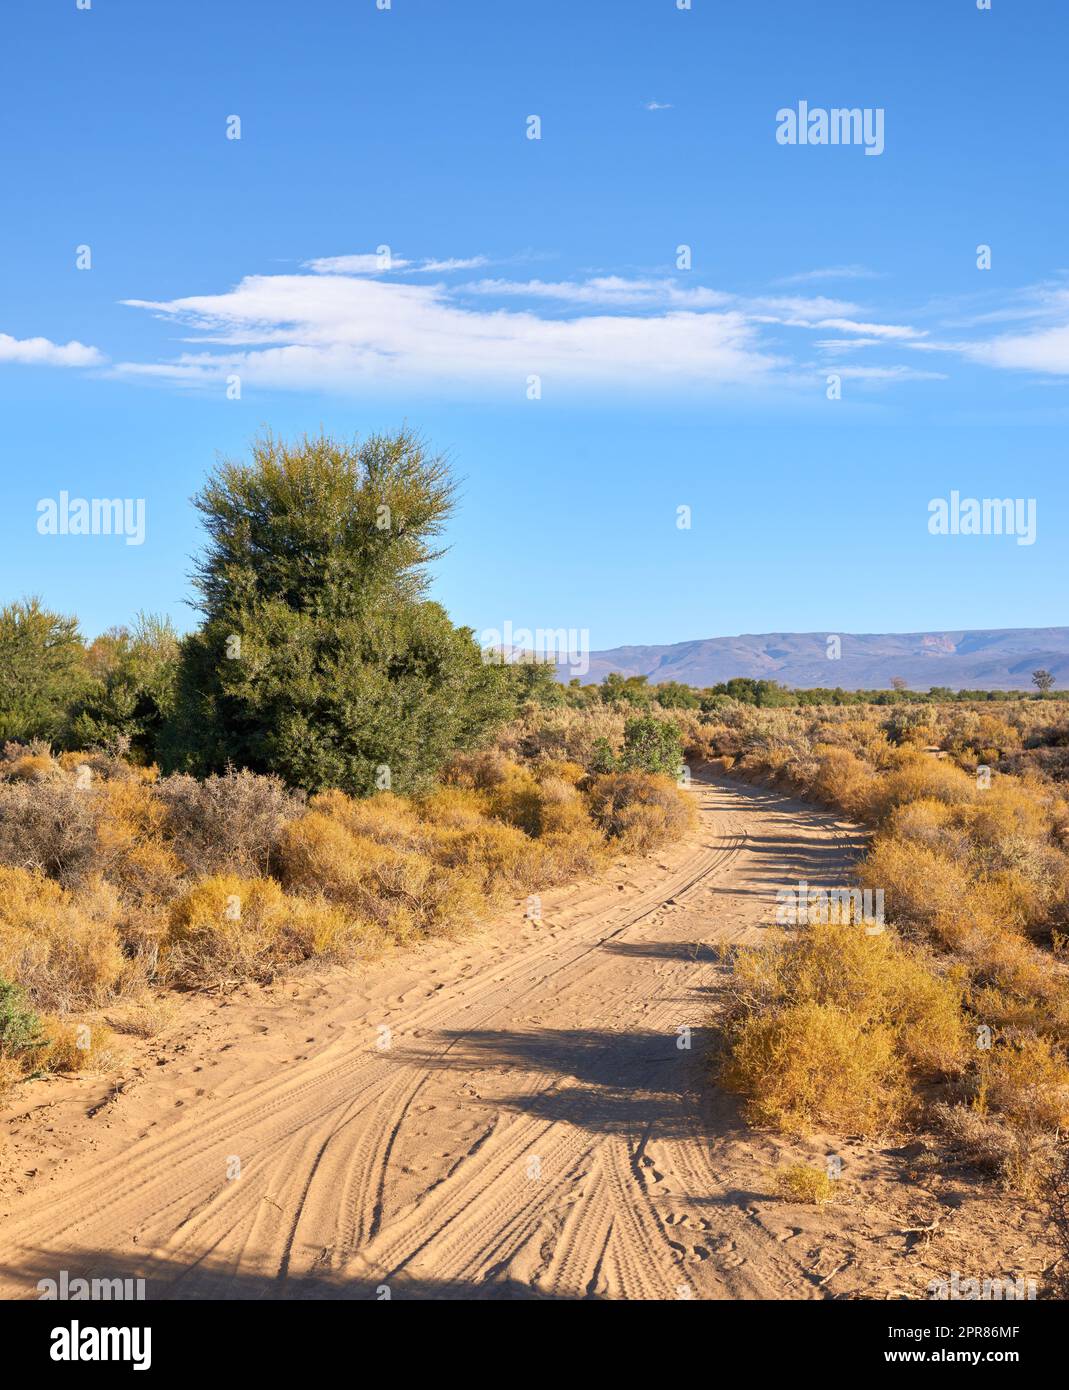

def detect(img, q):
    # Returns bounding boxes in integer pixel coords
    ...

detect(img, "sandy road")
[0,775,867,1300]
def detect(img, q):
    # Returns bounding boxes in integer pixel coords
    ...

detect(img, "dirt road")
[0,775,1046,1300]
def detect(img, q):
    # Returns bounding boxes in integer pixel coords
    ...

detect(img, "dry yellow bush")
[279,809,484,942]
[94,778,183,903]
[165,874,299,985]
[722,1001,907,1136]
[728,920,966,1080]
[977,1036,1069,1133]
[772,1162,836,1204]
[860,835,974,940]
[40,1016,118,1073]
[809,746,874,819]
[0,1054,23,1103]
[0,866,124,1011]
[2,752,60,782]
[868,754,977,823]
[586,772,696,852]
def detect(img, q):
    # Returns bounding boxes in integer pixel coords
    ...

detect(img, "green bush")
[619,715,683,777]
[0,599,88,742]
[0,977,46,1062]
[161,431,516,795]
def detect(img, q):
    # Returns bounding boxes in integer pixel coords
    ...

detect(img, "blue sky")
[1,0,1066,651]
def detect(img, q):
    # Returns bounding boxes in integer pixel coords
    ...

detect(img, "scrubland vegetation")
[0,737,692,1100]
[497,689,1069,1201]
[0,430,695,1108]
[690,696,1069,1198]
[3,426,1067,1219]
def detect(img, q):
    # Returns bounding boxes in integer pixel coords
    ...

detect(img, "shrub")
[0,1055,23,1103]
[0,977,46,1063]
[977,1036,1069,1133]
[772,1163,836,1204]
[867,754,976,823]
[619,716,684,777]
[721,1000,907,1136]
[0,867,124,1011]
[93,777,182,904]
[278,804,484,942]
[809,746,875,819]
[0,775,101,887]
[726,920,967,1080]
[859,835,974,941]
[40,1016,117,1074]
[157,768,303,876]
[164,874,300,985]
[586,772,695,853]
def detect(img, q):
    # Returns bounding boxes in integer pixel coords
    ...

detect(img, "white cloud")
[834,364,947,382]
[118,272,780,393]
[814,317,922,340]
[303,252,490,276]
[965,323,1069,375]
[303,253,410,275]
[465,276,730,308]
[775,265,882,285]
[0,333,104,368]
[120,255,1040,398]
[644,101,673,111]
[415,256,489,272]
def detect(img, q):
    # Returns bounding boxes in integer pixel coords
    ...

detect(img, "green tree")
[653,680,699,710]
[64,614,180,762]
[161,430,514,794]
[501,657,566,708]
[0,598,88,741]
[600,672,653,707]
[619,715,683,776]
[1033,669,1056,695]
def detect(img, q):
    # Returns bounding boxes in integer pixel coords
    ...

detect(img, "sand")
[0,774,1053,1300]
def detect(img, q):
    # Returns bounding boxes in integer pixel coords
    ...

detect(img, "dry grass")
[722,1000,907,1136]
[772,1162,837,1204]
[0,866,124,1012]
[0,742,691,1001]
[696,698,1069,1192]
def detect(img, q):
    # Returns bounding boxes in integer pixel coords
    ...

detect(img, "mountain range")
[556,628,1069,691]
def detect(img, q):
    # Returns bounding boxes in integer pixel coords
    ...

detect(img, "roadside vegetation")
[0,431,693,1104]
[495,688,1069,1197]
[479,680,1069,1187]
[3,427,1067,1204]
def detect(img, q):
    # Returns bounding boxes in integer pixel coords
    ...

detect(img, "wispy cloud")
[302,253,408,275]
[813,318,922,340]
[303,252,490,276]
[464,276,730,308]
[644,100,673,111]
[101,254,1069,398]
[0,333,104,368]
[834,364,947,383]
[964,323,1069,375]
[118,271,781,394]
[775,265,883,285]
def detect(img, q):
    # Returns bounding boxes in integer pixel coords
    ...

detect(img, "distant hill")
[556,628,1069,691]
